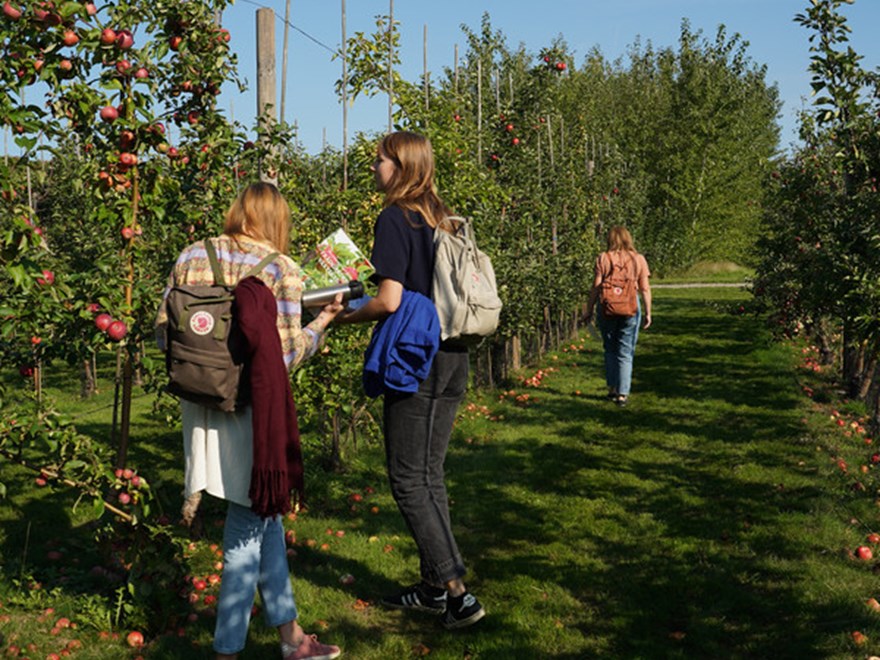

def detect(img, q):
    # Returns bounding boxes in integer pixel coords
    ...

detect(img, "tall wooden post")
[454,44,459,95]
[423,24,429,112]
[477,58,482,163]
[280,0,291,122]
[387,0,394,132]
[256,8,277,185]
[341,0,348,189]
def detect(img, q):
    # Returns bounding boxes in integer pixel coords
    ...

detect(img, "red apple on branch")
[3,2,22,20]
[169,35,182,51]
[115,29,134,50]
[134,66,148,79]
[119,130,135,150]
[107,320,127,341]
[99,27,116,45]
[94,313,113,332]
[37,269,54,285]
[61,29,78,46]
[99,105,118,122]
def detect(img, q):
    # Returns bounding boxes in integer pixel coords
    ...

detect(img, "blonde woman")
[583,226,652,406]
[157,182,343,660]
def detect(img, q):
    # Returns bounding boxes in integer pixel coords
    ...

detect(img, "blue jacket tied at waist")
[363,290,440,397]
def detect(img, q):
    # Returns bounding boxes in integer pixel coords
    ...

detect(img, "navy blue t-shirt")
[370,205,435,297]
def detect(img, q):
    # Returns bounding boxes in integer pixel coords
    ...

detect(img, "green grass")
[654,260,754,284]
[3,286,880,658]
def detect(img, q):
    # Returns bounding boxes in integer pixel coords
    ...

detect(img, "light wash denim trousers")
[382,348,469,586]
[598,302,641,397]
[213,501,297,655]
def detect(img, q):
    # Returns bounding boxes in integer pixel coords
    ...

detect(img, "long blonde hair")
[607,225,635,252]
[223,182,291,253]
[378,131,453,230]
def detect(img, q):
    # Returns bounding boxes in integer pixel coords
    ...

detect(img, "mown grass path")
[3,286,880,659]
[277,286,879,659]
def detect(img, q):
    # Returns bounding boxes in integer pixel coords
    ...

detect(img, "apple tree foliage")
[0,0,251,628]
[753,0,880,424]
[332,11,778,373]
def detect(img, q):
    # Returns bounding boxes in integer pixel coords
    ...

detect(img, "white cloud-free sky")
[216,0,879,155]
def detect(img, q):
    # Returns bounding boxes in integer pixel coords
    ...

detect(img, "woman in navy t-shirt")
[337,131,485,630]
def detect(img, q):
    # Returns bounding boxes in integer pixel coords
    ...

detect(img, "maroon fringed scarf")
[233,276,304,517]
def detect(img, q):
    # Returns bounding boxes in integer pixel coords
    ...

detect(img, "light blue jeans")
[213,501,297,655]
[598,302,641,397]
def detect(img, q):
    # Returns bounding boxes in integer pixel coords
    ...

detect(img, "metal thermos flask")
[301,280,365,308]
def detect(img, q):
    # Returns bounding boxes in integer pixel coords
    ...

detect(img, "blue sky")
[218,0,880,155]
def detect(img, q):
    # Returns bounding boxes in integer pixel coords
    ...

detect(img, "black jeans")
[383,348,469,585]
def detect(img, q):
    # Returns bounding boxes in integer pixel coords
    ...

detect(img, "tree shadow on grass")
[424,293,848,657]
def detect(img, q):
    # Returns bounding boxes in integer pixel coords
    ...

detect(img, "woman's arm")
[637,254,652,329]
[582,256,605,324]
[641,287,652,329]
[335,278,403,324]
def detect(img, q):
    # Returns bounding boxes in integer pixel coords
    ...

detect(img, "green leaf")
[13,136,38,151]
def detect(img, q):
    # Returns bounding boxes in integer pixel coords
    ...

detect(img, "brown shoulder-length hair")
[223,182,291,253]
[607,225,635,252]
[378,131,453,230]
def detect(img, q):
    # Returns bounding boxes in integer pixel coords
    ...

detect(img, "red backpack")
[600,251,638,318]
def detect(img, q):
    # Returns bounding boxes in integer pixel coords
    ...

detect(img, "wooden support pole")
[280,0,291,122]
[454,44,459,95]
[387,0,394,132]
[423,24,429,112]
[256,7,277,185]
[477,58,482,163]
[495,67,500,115]
[341,0,348,189]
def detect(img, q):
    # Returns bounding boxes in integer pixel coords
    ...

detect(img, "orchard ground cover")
[3,286,880,658]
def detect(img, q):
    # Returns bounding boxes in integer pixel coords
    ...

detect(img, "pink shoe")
[284,634,341,660]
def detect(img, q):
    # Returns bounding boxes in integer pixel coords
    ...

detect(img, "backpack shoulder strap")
[241,251,280,282]
[205,239,279,288]
[204,239,226,287]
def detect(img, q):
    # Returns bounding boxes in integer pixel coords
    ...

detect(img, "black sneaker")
[381,583,447,614]
[441,591,485,629]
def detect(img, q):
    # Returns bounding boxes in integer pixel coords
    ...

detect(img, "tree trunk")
[858,351,877,401]
[80,358,96,398]
[817,317,835,365]
[842,322,862,398]
[330,410,342,471]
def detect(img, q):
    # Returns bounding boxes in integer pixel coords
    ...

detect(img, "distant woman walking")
[583,226,652,406]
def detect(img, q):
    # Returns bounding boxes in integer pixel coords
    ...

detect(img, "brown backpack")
[164,239,278,412]
[599,251,639,318]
